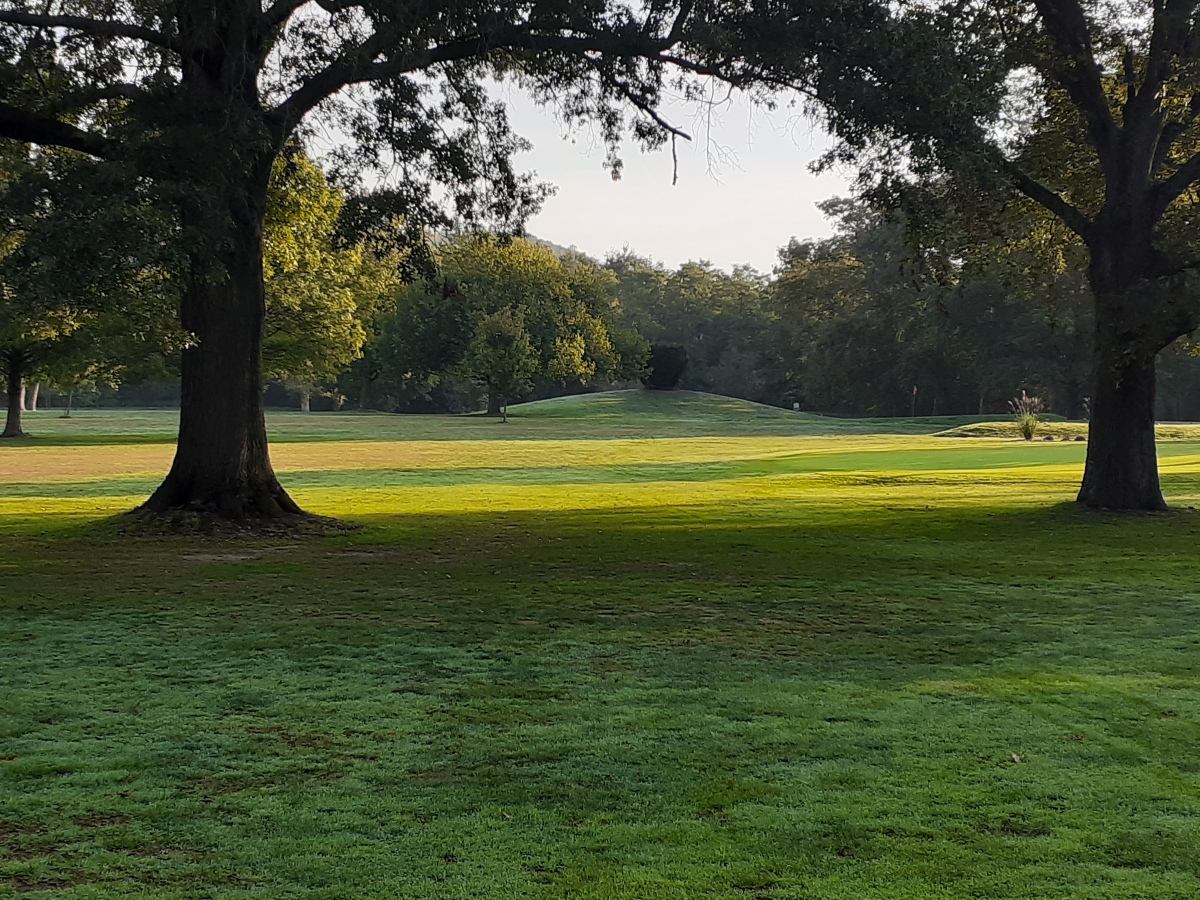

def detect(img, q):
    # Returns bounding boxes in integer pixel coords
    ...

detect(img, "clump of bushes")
[1008,390,1046,440]
[642,343,689,390]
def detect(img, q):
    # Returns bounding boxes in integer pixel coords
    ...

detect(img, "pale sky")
[502,86,854,274]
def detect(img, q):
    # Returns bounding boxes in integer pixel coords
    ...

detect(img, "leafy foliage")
[0,147,184,434]
[464,307,539,419]
[602,198,1115,418]
[261,154,399,401]
[362,235,641,412]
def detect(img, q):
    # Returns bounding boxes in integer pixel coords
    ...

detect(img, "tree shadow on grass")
[7,498,1197,680]
[3,500,1200,899]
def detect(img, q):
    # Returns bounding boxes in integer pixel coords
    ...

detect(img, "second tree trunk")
[1077,343,1165,510]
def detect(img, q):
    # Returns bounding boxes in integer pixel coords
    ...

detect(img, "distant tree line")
[608,197,1200,421]
[10,0,1200,514]
[15,185,1200,423]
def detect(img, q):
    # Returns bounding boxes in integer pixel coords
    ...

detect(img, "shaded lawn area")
[2,493,1199,898]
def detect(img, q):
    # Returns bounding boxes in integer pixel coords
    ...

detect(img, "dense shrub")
[642,343,688,390]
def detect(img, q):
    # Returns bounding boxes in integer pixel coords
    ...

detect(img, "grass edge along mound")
[940,420,1200,441]
[5,390,1045,447]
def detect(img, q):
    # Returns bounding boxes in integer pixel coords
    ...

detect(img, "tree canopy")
[365,235,643,414]
[0,147,182,436]
[261,153,399,407]
[743,0,1200,508]
[0,0,706,521]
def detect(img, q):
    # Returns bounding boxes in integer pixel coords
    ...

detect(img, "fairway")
[2,393,1199,899]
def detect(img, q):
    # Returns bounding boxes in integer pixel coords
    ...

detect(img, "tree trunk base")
[1076,482,1168,512]
[123,472,355,536]
[139,469,306,521]
[1076,343,1165,511]
[115,506,356,538]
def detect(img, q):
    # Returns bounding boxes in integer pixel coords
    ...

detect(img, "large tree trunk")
[140,162,303,521]
[1077,341,1164,510]
[2,353,24,438]
[28,382,38,412]
[487,390,502,417]
[1075,205,1184,510]
[1071,188,1188,512]
[299,386,311,413]
[131,15,311,524]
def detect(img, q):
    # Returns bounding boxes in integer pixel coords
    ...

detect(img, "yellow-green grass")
[3,397,1200,898]
[9,390,1011,447]
[940,420,1200,441]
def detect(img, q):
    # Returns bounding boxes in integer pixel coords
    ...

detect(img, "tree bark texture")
[28,382,38,411]
[1077,342,1164,509]
[138,27,306,521]
[2,354,24,438]
[1074,211,1187,509]
[140,162,303,519]
[299,387,311,413]
[1072,185,1196,510]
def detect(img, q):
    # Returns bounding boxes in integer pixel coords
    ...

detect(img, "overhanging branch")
[605,78,691,141]
[1151,147,1200,219]
[271,23,692,138]
[0,10,179,52]
[1002,161,1092,238]
[0,103,113,157]
[1031,0,1118,166]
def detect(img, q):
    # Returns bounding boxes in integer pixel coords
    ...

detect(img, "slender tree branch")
[1122,45,1137,96]
[605,78,692,141]
[1031,0,1118,166]
[1002,160,1092,238]
[0,10,179,52]
[260,0,313,31]
[1151,147,1200,219]
[271,24,690,138]
[1152,90,1200,174]
[658,52,822,101]
[0,103,113,157]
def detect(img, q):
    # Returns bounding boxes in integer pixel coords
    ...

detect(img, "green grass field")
[2,391,1199,899]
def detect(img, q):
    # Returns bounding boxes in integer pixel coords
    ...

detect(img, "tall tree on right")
[991,2,1200,509]
[709,0,1200,509]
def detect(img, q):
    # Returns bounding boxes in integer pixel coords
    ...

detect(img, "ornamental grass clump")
[1008,391,1046,440]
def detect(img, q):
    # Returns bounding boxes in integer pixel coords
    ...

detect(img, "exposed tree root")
[113,507,359,539]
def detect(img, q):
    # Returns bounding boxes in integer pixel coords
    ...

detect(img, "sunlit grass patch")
[3,401,1200,898]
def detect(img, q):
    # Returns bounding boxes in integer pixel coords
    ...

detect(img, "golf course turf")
[1,392,1198,898]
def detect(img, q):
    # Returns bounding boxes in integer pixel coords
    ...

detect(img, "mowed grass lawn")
[2,392,1199,899]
